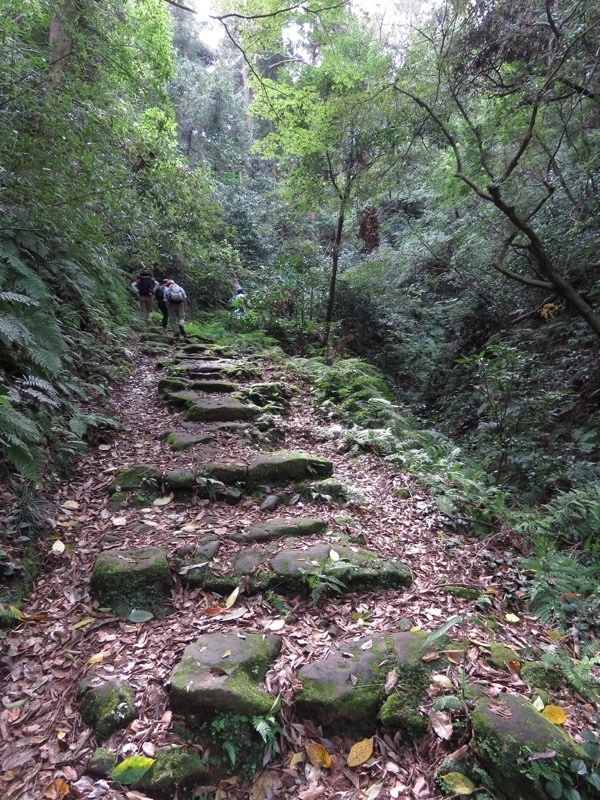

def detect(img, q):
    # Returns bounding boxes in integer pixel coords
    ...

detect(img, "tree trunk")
[323,185,351,349]
[49,0,75,83]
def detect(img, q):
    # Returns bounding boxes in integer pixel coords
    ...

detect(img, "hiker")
[154,279,169,330]
[230,286,246,318]
[130,269,159,324]
[164,279,188,339]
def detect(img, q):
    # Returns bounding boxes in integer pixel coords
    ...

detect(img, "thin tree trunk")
[323,185,350,349]
[49,0,75,83]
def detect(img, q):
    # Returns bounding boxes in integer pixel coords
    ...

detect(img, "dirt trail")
[0,337,585,800]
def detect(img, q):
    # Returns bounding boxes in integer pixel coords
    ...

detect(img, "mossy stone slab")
[296,632,427,737]
[164,468,197,490]
[170,633,282,718]
[485,643,520,671]
[158,377,189,395]
[136,748,207,794]
[247,452,333,487]
[300,477,348,503]
[270,542,412,594]
[184,397,260,423]
[241,517,327,543]
[90,547,172,616]
[163,430,216,451]
[165,390,202,409]
[109,465,162,494]
[241,382,290,407]
[88,747,118,777]
[188,380,239,393]
[79,680,137,739]
[471,694,589,800]
[197,461,248,485]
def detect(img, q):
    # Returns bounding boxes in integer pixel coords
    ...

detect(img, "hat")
[164,279,173,285]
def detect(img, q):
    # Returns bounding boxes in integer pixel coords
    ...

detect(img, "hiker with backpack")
[131,269,159,324]
[163,279,188,339]
[154,279,169,329]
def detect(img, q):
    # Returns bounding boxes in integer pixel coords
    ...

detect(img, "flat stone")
[158,377,189,394]
[109,465,162,494]
[471,694,589,800]
[270,542,412,594]
[166,390,202,409]
[197,461,248,485]
[184,397,259,423]
[240,517,327,543]
[240,382,290,408]
[163,430,216,451]
[90,547,172,616]
[296,632,428,736]
[247,452,333,487]
[170,633,282,717]
[204,422,252,434]
[188,380,239,393]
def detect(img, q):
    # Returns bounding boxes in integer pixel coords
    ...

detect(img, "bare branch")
[164,0,196,13]
[211,1,349,24]
[494,232,553,289]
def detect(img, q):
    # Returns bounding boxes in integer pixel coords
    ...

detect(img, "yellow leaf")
[88,652,104,664]
[410,626,422,633]
[225,586,240,609]
[440,772,476,795]
[289,752,304,768]
[52,540,66,554]
[98,444,111,451]
[304,741,332,768]
[504,613,520,624]
[542,705,567,725]
[42,778,70,800]
[71,617,96,630]
[61,500,79,510]
[347,737,374,767]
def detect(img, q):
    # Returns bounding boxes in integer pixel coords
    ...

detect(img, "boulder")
[247,452,333,487]
[170,633,281,718]
[163,430,216,451]
[197,461,248,485]
[188,380,238,393]
[109,465,162,494]
[471,694,589,800]
[79,679,137,739]
[164,468,196,491]
[136,748,207,795]
[90,547,172,616]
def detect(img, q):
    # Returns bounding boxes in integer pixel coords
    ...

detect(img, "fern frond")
[0,292,40,306]
[0,314,35,346]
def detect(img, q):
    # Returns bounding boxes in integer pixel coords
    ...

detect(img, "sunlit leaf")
[98,444,111,451]
[268,618,285,631]
[440,772,476,795]
[542,705,567,725]
[42,778,70,799]
[304,741,331,768]
[88,652,105,664]
[111,516,127,526]
[225,586,240,609]
[347,737,374,767]
[329,549,340,561]
[152,495,173,506]
[532,695,545,712]
[504,613,520,624]
[289,752,304,768]
[52,540,65,553]
[61,500,79,510]
[71,617,95,630]
[111,755,154,785]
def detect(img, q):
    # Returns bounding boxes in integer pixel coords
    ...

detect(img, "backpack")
[168,284,185,303]
[154,285,165,301]
[138,274,154,296]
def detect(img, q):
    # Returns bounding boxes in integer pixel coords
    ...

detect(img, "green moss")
[137,747,206,796]
[433,695,464,714]
[108,465,161,494]
[90,547,172,616]
[441,585,481,601]
[486,643,520,671]
[520,661,561,690]
[79,681,137,739]
[88,747,118,777]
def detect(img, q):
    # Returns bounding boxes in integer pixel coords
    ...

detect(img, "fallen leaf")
[71,617,96,630]
[305,741,331,768]
[329,549,340,561]
[111,516,127,527]
[88,652,105,664]
[225,586,240,609]
[61,500,80,510]
[421,651,441,663]
[52,540,66,554]
[209,666,229,676]
[528,749,557,762]
[111,756,154,785]
[42,778,70,800]
[221,649,231,659]
[366,781,384,799]
[507,660,522,675]
[347,737,374,767]
[251,770,273,800]
[432,674,453,690]
[289,752,304,768]
[385,669,398,694]
[488,702,512,719]
[532,695,545,712]
[98,444,111,451]
[268,618,285,631]
[127,609,154,623]
[142,742,156,759]
[542,705,567,725]
[220,607,248,621]
[429,709,453,740]
[360,639,373,650]
[204,606,224,616]
[447,744,469,762]
[504,613,520,624]
[152,495,173,507]
[440,772,476,795]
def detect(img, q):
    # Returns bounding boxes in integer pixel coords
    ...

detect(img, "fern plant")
[539,642,600,704]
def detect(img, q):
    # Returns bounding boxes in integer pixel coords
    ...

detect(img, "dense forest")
[1,0,599,795]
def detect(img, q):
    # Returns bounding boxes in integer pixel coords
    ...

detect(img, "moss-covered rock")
[109,465,162,494]
[239,382,290,409]
[170,633,281,720]
[440,585,481,601]
[157,377,188,395]
[197,461,248,485]
[247,451,333,487]
[520,661,562,690]
[241,517,327,542]
[300,477,348,503]
[163,430,216,451]
[164,468,196,491]
[485,643,520,671]
[185,397,260,423]
[188,379,238,393]
[79,680,137,739]
[90,547,172,616]
[136,747,207,796]
[471,694,589,800]
[297,632,430,738]
[87,747,118,777]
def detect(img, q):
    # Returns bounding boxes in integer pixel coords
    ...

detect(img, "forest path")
[0,332,584,800]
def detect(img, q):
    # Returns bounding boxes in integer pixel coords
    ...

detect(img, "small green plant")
[538,642,600,704]
[298,562,348,604]
[265,591,287,615]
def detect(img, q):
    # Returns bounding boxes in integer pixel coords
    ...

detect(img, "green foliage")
[298,561,348,604]
[208,707,281,782]
[522,552,600,640]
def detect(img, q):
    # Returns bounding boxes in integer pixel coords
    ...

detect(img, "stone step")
[90,547,172,617]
